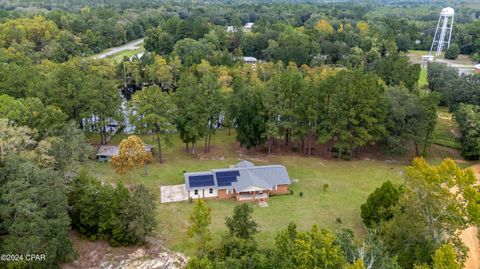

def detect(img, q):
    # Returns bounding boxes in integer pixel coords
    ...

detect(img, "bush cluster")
[68,172,157,245]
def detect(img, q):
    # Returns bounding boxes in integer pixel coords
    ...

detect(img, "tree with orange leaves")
[111,135,152,185]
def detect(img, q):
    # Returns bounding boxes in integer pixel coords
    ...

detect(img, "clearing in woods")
[87,129,470,255]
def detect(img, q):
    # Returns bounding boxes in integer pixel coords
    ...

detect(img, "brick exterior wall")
[269,184,289,195]
[218,189,236,199]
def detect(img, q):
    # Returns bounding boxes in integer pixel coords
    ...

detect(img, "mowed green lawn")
[418,67,428,88]
[87,130,406,255]
[111,47,144,62]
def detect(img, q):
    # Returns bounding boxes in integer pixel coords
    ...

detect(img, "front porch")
[236,191,268,201]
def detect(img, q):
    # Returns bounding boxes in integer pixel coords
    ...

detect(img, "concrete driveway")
[160,184,188,203]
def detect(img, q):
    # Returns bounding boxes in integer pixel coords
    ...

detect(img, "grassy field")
[88,130,409,255]
[432,107,462,149]
[91,39,145,63]
[111,47,144,62]
[419,67,428,88]
[408,50,475,65]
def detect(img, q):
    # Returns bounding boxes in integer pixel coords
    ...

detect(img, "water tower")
[429,7,455,56]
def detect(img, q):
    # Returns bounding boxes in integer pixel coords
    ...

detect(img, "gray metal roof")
[235,160,255,168]
[231,170,270,191]
[184,164,291,192]
[96,144,154,157]
[233,165,291,192]
[96,145,119,157]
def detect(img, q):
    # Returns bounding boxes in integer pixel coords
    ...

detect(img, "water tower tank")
[440,7,455,17]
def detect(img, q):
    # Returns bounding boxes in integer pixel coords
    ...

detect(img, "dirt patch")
[232,138,462,165]
[461,164,480,269]
[62,231,187,269]
[461,226,480,269]
[470,164,480,184]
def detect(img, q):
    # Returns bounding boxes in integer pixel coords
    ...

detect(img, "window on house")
[194,190,198,195]
[226,189,231,194]
[209,188,213,194]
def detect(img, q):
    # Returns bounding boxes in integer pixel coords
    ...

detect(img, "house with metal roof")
[244,22,254,30]
[184,161,291,202]
[96,144,154,161]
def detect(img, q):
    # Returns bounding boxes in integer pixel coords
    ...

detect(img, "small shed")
[241,56,257,64]
[421,55,434,62]
[226,26,237,33]
[244,22,254,30]
[96,144,154,161]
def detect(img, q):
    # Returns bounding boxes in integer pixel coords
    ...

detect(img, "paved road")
[434,58,475,75]
[94,38,144,59]
[408,52,476,75]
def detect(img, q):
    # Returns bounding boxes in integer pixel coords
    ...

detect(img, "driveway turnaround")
[160,184,188,203]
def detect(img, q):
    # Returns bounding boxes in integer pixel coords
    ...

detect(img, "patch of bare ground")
[461,164,480,269]
[62,231,187,269]
[461,226,480,269]
[232,139,462,165]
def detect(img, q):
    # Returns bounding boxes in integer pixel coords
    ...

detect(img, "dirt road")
[462,164,480,269]
[62,231,187,269]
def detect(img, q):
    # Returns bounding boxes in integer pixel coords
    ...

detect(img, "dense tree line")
[0,1,479,267]
[360,158,480,268]
[116,52,432,160]
[0,117,87,268]
[185,158,480,269]
[69,172,157,245]
[0,40,436,160]
[427,63,480,159]
[0,8,168,60]
[0,98,157,268]
[0,0,479,63]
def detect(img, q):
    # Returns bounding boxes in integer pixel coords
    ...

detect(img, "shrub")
[299,192,303,197]
[360,180,402,228]
[444,43,460,60]
[472,53,480,63]
[69,172,157,245]
[323,184,329,192]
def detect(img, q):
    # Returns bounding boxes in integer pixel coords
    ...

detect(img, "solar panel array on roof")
[189,175,214,188]
[216,170,240,187]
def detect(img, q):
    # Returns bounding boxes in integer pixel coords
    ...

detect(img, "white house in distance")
[241,56,257,65]
[184,161,291,202]
[421,55,434,62]
[233,56,258,65]
[226,26,238,33]
[243,22,254,30]
[474,64,480,74]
